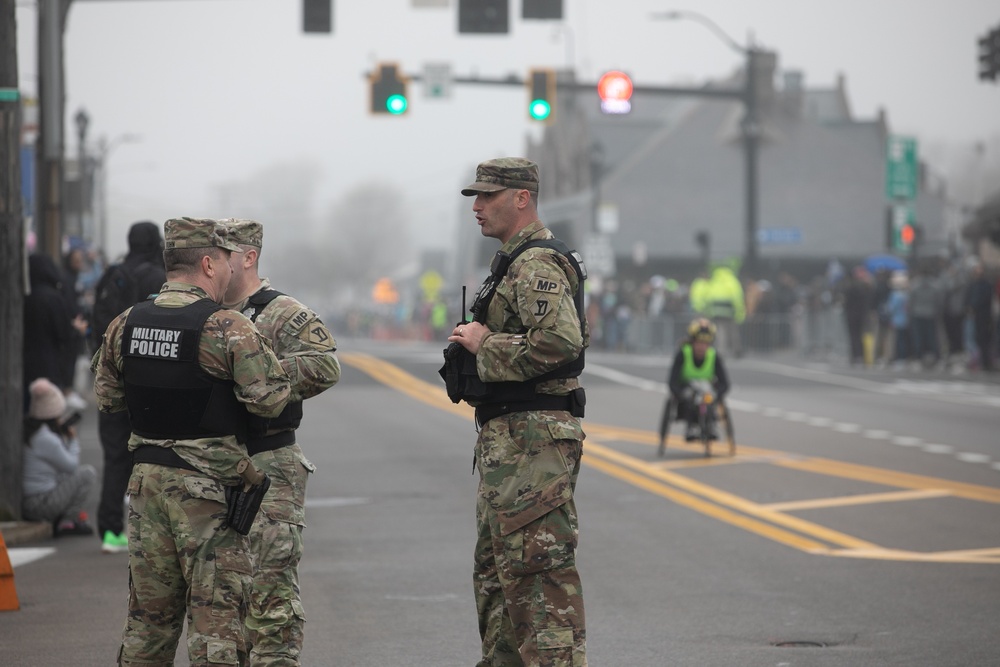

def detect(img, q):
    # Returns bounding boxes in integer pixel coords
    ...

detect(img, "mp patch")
[533,277,561,294]
[290,309,312,329]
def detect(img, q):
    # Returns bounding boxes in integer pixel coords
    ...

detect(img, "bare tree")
[925,135,1000,208]
[213,158,323,235]
[269,181,413,312]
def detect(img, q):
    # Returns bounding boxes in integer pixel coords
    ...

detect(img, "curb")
[0,521,52,547]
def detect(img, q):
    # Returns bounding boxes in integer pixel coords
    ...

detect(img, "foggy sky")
[14,0,1000,260]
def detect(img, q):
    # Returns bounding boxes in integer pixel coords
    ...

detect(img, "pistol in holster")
[224,458,271,535]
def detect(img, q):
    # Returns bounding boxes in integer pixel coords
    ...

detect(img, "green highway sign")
[886,135,918,200]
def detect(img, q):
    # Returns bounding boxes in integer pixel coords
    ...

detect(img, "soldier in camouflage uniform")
[92,217,291,667]
[449,158,589,667]
[220,218,341,666]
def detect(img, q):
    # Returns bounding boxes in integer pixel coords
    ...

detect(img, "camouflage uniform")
[222,219,341,666]
[92,218,291,667]
[462,160,589,667]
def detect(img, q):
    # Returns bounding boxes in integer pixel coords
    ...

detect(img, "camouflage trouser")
[474,411,587,667]
[120,463,252,667]
[246,443,315,667]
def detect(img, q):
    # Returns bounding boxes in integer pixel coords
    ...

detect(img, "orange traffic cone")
[0,531,20,611]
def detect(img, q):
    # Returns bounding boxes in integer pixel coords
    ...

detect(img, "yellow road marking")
[340,352,1000,564]
[827,547,1000,564]
[342,352,473,420]
[774,457,1000,504]
[762,488,953,512]
[584,441,879,551]
[652,456,745,469]
[586,422,775,457]
[582,447,832,553]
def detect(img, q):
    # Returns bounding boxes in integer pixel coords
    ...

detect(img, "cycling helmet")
[688,318,716,343]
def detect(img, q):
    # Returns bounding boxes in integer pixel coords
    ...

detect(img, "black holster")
[224,466,271,535]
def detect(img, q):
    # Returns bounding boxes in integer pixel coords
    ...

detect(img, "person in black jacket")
[23,254,77,408]
[965,263,995,372]
[90,221,167,554]
[58,246,90,411]
[840,267,873,366]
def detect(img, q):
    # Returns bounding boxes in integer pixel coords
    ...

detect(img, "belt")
[132,445,198,472]
[474,393,577,428]
[245,430,296,456]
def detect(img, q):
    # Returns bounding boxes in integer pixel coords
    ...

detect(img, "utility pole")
[72,107,89,241]
[36,0,68,262]
[743,48,761,275]
[650,10,763,276]
[1,0,26,520]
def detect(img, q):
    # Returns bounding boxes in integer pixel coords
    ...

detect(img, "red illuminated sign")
[598,71,633,114]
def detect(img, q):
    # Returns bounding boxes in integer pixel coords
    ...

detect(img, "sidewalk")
[788,350,1000,385]
[1,394,132,666]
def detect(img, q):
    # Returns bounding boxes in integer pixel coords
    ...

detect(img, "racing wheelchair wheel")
[657,395,677,458]
[717,400,736,456]
[699,406,713,457]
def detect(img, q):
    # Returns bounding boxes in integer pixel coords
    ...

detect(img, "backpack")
[90,262,157,351]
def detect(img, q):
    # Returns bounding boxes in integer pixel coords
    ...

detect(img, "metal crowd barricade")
[626,313,691,354]
[619,303,849,360]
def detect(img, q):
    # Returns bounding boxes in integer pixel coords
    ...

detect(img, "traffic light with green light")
[370,64,408,115]
[527,69,555,122]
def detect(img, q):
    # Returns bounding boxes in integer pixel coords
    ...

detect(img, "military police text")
[128,327,182,359]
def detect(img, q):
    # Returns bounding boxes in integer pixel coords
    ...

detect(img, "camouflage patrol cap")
[163,217,242,252]
[461,157,539,196]
[220,218,263,248]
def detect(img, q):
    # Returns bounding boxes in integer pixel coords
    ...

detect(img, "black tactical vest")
[122,298,247,442]
[242,289,304,444]
[440,238,587,405]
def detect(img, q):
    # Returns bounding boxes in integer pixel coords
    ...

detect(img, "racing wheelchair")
[657,379,736,458]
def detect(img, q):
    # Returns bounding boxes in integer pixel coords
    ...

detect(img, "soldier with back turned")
[92,217,291,666]
[221,218,341,666]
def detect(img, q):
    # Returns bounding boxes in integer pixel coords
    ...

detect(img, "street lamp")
[550,24,575,72]
[95,133,141,253]
[650,10,762,274]
[590,141,606,232]
[73,108,90,240]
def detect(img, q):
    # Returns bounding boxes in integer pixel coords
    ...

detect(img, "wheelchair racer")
[668,318,731,441]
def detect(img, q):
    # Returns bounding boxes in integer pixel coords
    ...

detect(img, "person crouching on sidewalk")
[22,377,97,536]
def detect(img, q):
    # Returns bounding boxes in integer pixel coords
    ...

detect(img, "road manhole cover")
[773,640,828,648]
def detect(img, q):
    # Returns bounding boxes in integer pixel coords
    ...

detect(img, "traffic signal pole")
[743,50,761,275]
[378,66,760,274]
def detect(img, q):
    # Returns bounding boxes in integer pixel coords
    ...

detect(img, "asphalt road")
[4,339,999,666]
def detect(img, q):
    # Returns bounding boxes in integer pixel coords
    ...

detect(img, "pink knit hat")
[29,378,67,420]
